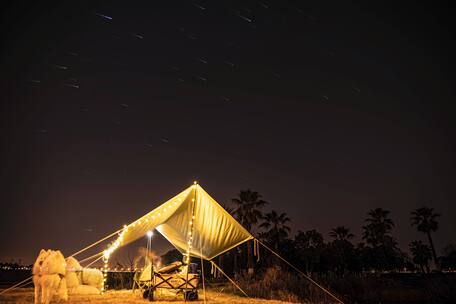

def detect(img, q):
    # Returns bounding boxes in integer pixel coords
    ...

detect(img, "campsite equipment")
[51,183,344,303]
[136,261,198,301]
[100,183,253,299]
[2,183,344,302]
[103,184,253,260]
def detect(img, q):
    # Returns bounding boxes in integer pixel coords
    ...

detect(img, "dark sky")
[1,1,455,264]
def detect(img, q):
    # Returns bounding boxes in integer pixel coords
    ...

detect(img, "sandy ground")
[0,288,294,304]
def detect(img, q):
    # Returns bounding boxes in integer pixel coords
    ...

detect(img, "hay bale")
[81,268,103,290]
[39,274,62,303]
[32,249,51,275]
[66,257,82,288]
[56,277,68,301]
[66,271,80,289]
[66,257,82,271]
[70,284,101,295]
[42,250,66,275]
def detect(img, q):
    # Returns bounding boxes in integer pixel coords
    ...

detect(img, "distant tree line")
[213,189,456,276]
[0,262,31,270]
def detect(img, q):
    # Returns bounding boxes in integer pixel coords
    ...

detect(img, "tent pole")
[210,260,249,297]
[200,248,207,304]
[256,239,345,304]
[185,183,198,301]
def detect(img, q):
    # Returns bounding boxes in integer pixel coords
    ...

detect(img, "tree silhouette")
[294,229,324,273]
[440,244,456,270]
[259,210,291,251]
[232,189,267,275]
[362,208,403,271]
[329,226,354,241]
[411,206,440,267]
[409,240,432,273]
[328,226,356,274]
[362,208,395,247]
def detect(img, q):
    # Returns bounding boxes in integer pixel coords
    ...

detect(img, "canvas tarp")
[113,184,253,260]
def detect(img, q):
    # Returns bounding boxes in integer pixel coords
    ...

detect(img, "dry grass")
[235,267,333,303]
[0,288,295,304]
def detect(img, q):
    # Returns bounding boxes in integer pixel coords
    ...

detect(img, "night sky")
[1,1,455,264]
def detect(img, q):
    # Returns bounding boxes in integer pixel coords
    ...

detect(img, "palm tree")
[362,208,395,247]
[362,208,403,271]
[411,206,441,267]
[294,230,324,273]
[329,226,354,241]
[295,229,324,249]
[409,240,432,273]
[259,210,291,251]
[329,227,356,274]
[232,189,267,275]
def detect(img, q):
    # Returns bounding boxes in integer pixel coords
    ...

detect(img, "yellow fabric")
[117,185,252,260]
[139,264,153,281]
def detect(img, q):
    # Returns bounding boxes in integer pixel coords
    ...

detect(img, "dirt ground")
[0,288,294,304]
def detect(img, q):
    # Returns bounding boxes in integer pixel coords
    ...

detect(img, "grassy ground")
[0,288,295,304]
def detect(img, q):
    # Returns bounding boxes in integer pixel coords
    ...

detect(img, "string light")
[101,185,198,290]
[101,256,109,293]
[102,224,129,293]
[185,183,198,265]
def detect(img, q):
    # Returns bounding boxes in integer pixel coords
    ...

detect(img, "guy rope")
[256,239,345,304]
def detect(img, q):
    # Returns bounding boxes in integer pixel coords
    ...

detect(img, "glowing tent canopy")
[104,184,253,261]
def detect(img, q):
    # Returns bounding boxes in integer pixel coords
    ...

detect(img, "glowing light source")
[147,230,153,238]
